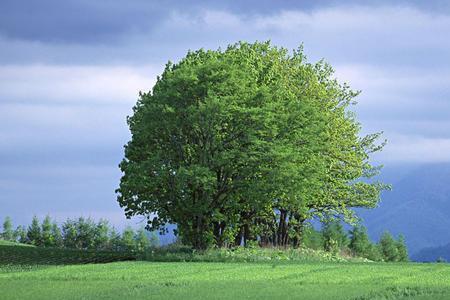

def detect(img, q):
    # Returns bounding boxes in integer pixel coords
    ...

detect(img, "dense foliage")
[0,215,159,252]
[117,41,389,249]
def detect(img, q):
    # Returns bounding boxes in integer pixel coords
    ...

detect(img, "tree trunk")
[234,227,243,246]
[292,213,307,248]
[243,223,249,247]
[297,215,307,247]
[192,215,207,250]
[213,221,221,247]
[277,210,287,247]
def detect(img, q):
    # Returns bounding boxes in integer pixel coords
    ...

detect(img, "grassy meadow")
[1,242,450,300]
[2,261,450,300]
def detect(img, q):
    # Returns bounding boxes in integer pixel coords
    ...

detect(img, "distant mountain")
[412,242,450,262]
[359,163,450,258]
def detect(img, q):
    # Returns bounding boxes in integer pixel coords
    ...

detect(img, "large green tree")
[117,41,388,249]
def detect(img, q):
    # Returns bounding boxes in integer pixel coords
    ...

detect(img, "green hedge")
[0,243,135,266]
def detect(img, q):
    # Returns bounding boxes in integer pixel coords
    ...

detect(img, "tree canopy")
[117,41,388,249]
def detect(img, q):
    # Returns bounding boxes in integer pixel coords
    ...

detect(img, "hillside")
[360,163,450,256]
[412,242,450,262]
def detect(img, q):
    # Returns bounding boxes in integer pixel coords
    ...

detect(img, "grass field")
[1,242,450,299]
[2,261,450,299]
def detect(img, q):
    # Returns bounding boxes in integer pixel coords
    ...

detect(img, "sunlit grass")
[1,261,450,299]
[1,243,449,299]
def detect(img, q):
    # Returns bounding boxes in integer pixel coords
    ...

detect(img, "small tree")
[302,223,323,250]
[396,234,409,262]
[121,227,136,252]
[94,219,110,250]
[75,217,97,250]
[134,228,150,252]
[367,244,383,262]
[41,215,54,247]
[15,225,27,243]
[436,257,447,263]
[62,219,78,249]
[109,227,122,251]
[2,216,14,241]
[52,222,63,248]
[379,231,398,262]
[148,231,160,248]
[322,219,348,253]
[349,225,372,258]
[27,216,42,246]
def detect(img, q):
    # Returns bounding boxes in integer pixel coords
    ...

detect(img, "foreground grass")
[1,243,449,299]
[1,261,450,299]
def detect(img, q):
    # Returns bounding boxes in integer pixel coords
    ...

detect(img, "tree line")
[0,216,159,252]
[117,41,390,249]
[301,220,408,262]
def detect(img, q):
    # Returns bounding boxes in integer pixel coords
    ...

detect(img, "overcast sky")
[1,0,449,227]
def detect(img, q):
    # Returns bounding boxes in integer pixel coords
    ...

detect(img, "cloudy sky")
[1,0,449,227]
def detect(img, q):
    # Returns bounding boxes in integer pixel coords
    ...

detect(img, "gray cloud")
[0,0,166,44]
[2,0,450,45]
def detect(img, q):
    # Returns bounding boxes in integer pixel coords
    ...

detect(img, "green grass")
[0,240,34,247]
[1,261,450,299]
[139,245,366,263]
[1,243,450,299]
